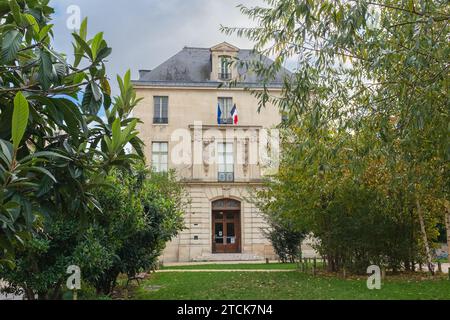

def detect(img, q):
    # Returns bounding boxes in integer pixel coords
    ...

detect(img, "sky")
[50,0,263,95]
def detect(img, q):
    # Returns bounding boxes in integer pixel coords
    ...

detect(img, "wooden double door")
[212,210,241,253]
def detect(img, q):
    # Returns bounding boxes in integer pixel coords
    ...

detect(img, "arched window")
[212,198,241,210]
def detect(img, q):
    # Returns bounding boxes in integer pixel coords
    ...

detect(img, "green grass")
[132,271,450,300]
[161,263,299,270]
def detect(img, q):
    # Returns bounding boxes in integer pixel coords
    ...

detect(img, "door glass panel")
[215,212,224,220]
[226,223,235,244]
[226,213,234,220]
[215,223,223,244]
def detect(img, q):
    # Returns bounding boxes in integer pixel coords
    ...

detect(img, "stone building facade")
[132,42,290,262]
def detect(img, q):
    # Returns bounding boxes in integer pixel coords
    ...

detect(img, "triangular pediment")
[210,42,240,53]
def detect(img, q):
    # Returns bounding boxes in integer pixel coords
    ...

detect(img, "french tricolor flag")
[230,104,238,125]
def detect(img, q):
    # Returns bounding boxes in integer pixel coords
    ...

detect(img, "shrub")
[0,166,186,299]
[264,220,305,263]
[76,166,186,295]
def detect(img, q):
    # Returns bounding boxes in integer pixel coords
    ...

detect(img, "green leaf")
[79,17,88,40]
[24,13,39,34]
[124,69,131,85]
[0,259,15,270]
[111,118,121,152]
[19,151,70,164]
[9,0,22,25]
[95,46,112,63]
[1,29,22,63]
[38,24,53,41]
[121,119,137,142]
[73,18,89,67]
[37,175,54,197]
[21,199,34,226]
[72,33,93,60]
[26,166,57,183]
[91,82,102,102]
[91,32,104,60]
[73,72,85,84]
[129,136,144,158]
[38,49,55,90]
[103,136,112,152]
[103,93,112,110]
[57,100,82,138]
[81,83,102,115]
[0,139,13,165]
[11,92,29,150]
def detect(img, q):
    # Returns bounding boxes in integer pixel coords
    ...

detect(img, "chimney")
[139,69,151,79]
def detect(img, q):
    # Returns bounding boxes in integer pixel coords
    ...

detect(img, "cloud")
[50,0,263,96]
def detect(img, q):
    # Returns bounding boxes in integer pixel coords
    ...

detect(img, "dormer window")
[210,42,239,82]
[219,56,232,81]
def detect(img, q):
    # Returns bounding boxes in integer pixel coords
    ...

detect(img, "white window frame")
[219,56,231,80]
[217,142,234,182]
[152,142,168,173]
[153,96,168,124]
[218,97,233,124]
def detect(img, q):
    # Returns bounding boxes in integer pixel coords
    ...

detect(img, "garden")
[120,263,450,300]
[0,0,449,301]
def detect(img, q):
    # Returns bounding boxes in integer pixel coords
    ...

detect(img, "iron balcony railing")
[153,117,168,124]
[218,118,234,125]
[218,73,232,80]
[218,172,234,182]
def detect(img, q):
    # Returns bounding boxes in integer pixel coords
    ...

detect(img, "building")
[132,42,290,262]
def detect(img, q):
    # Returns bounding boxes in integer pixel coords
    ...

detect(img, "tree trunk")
[416,199,435,275]
[25,288,36,301]
[50,279,64,300]
[445,202,450,263]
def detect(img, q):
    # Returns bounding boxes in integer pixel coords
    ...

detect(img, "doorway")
[212,199,241,254]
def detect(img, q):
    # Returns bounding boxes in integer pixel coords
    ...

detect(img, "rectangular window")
[218,142,234,182]
[218,97,233,124]
[219,56,232,80]
[153,96,168,124]
[152,142,168,173]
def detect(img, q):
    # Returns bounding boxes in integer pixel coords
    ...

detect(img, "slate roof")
[133,46,290,88]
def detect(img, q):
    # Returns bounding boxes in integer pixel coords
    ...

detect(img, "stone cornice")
[181,180,264,186]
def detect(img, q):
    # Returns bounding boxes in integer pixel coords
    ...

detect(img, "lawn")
[161,263,299,270]
[132,269,450,300]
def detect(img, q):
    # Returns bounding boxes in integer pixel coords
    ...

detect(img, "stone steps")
[193,253,264,262]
